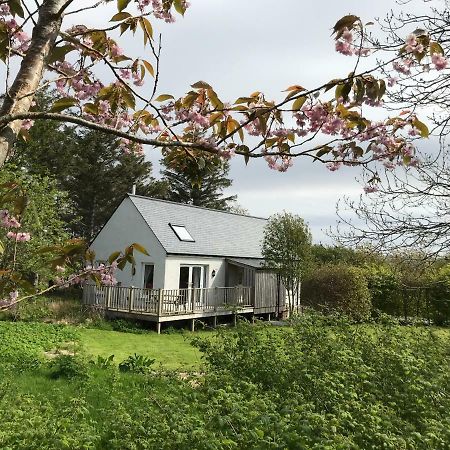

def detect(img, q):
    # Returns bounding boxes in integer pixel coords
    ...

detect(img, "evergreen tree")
[12,92,163,240]
[159,150,236,210]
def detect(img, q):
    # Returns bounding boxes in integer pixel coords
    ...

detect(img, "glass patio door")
[179,266,205,307]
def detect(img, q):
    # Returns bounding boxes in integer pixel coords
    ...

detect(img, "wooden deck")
[82,284,267,332]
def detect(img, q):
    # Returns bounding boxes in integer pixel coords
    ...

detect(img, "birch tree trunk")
[0,0,66,166]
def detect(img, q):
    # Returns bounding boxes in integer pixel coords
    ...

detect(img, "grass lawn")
[78,328,204,370]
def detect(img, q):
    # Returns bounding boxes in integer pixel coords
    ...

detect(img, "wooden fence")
[83,284,253,317]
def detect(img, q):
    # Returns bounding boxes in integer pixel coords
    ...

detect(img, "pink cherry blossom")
[0,210,21,228]
[404,34,423,54]
[363,185,379,193]
[21,119,34,131]
[0,4,10,16]
[354,47,370,57]
[132,71,144,87]
[431,53,448,71]
[341,28,353,44]
[393,59,414,75]
[326,161,342,172]
[120,68,132,80]
[110,43,123,58]
[7,231,31,241]
[387,77,397,87]
[335,40,353,56]
[383,161,396,170]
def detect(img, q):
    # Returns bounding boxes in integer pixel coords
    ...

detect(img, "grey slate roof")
[129,195,267,258]
[227,258,265,269]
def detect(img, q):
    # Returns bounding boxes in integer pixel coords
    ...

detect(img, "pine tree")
[159,151,236,210]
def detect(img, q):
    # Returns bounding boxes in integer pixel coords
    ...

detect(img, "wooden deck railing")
[82,284,253,316]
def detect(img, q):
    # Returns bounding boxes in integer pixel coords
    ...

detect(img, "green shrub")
[91,354,115,369]
[118,353,155,373]
[364,264,402,315]
[195,315,450,449]
[48,354,90,380]
[302,264,372,320]
[429,264,450,325]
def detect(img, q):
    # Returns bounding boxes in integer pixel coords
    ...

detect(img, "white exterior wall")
[164,255,226,290]
[90,197,167,288]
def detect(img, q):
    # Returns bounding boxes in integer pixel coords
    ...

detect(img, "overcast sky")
[77,0,436,242]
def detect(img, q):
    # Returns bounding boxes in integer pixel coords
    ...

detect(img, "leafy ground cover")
[1,317,449,449]
[0,321,79,371]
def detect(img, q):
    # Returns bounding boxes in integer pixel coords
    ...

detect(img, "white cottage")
[86,195,288,331]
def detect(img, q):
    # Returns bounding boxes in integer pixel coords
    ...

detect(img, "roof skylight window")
[169,224,195,242]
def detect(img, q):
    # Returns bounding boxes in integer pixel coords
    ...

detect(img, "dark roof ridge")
[128,194,267,221]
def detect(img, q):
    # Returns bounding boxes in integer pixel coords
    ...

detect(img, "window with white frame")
[169,223,195,242]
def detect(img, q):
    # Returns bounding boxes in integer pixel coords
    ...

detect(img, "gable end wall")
[90,197,166,288]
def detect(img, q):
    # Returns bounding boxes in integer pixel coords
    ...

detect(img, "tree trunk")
[0,0,66,166]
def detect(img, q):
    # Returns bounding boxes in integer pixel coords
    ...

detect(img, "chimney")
[131,184,136,195]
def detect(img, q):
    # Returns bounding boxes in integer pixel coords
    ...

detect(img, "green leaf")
[108,251,121,263]
[333,15,360,39]
[122,88,136,109]
[234,97,254,104]
[48,45,75,64]
[0,239,4,255]
[117,0,131,12]
[335,82,352,102]
[353,78,365,102]
[209,112,223,124]
[283,85,307,101]
[139,17,153,41]
[131,242,150,255]
[51,97,78,112]
[111,12,132,21]
[173,0,186,15]
[324,79,341,92]
[8,0,24,18]
[292,96,306,111]
[83,103,98,115]
[378,79,386,100]
[412,118,429,138]
[207,88,223,109]
[142,60,154,77]
[429,41,444,56]
[353,146,364,158]
[191,81,212,89]
[316,146,332,158]
[154,94,174,102]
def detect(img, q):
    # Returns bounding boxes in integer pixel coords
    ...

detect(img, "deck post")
[191,289,195,313]
[214,287,218,312]
[106,286,111,311]
[213,315,217,328]
[233,313,237,327]
[268,313,271,322]
[157,289,163,317]
[128,287,134,312]
[156,322,161,334]
[190,318,195,332]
